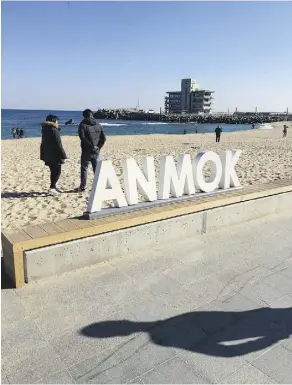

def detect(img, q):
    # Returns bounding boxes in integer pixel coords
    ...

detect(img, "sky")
[1,1,292,112]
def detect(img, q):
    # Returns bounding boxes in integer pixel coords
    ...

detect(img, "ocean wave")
[59,123,79,126]
[257,124,273,130]
[101,123,126,127]
[141,122,168,125]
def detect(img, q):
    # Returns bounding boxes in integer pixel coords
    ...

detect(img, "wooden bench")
[2,179,292,288]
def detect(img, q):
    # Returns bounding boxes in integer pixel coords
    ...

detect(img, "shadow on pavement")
[1,258,14,289]
[80,307,292,358]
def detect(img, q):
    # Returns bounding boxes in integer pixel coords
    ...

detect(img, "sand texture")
[1,122,291,230]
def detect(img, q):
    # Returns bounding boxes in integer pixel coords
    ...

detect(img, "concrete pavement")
[1,212,292,384]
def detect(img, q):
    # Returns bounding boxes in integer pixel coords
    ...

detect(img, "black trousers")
[216,135,221,143]
[49,164,62,189]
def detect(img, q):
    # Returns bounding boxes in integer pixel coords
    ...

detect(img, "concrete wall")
[24,192,292,283]
[206,192,292,232]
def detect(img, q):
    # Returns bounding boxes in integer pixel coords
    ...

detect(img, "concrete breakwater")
[93,109,291,124]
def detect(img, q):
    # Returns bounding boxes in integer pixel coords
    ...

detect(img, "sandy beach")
[1,122,291,230]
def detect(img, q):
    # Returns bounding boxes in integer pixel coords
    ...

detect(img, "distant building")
[165,78,214,114]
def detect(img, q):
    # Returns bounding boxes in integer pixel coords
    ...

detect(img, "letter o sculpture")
[193,151,223,192]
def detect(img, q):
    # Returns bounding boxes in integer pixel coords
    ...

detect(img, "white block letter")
[87,160,128,213]
[158,154,195,199]
[122,157,157,205]
[219,150,242,188]
[193,151,222,193]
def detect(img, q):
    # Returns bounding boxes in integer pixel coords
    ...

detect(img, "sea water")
[1,109,256,140]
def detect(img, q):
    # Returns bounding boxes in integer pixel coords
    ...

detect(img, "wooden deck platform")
[2,179,292,288]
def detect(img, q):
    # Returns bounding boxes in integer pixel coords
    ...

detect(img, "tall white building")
[165,78,214,114]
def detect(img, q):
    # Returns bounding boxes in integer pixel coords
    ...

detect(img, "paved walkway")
[2,212,292,384]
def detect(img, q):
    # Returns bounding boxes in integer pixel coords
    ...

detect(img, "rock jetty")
[93,109,291,125]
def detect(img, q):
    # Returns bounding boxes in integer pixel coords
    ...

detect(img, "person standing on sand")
[76,109,106,192]
[11,128,16,139]
[283,124,288,138]
[40,115,67,196]
[16,128,20,138]
[215,125,222,143]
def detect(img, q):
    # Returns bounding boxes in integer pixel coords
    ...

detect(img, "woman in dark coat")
[40,114,67,195]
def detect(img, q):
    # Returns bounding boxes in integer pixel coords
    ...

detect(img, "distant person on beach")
[11,128,17,139]
[183,129,187,135]
[195,128,198,134]
[252,123,255,129]
[40,114,67,196]
[215,125,222,143]
[16,128,20,138]
[77,109,106,192]
[19,128,24,138]
[283,124,288,138]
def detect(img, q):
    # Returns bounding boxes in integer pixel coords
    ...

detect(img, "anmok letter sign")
[87,149,242,213]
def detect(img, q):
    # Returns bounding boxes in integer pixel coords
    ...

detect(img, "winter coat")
[78,117,106,155]
[40,121,67,166]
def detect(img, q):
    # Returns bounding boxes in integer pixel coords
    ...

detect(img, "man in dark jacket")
[215,125,222,143]
[77,109,106,192]
[40,115,67,195]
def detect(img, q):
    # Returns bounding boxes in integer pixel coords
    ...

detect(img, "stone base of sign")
[24,191,292,283]
[83,187,242,220]
[2,179,292,288]
[24,212,205,282]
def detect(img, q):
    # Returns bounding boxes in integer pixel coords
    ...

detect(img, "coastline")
[0,121,274,140]
[1,122,291,230]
